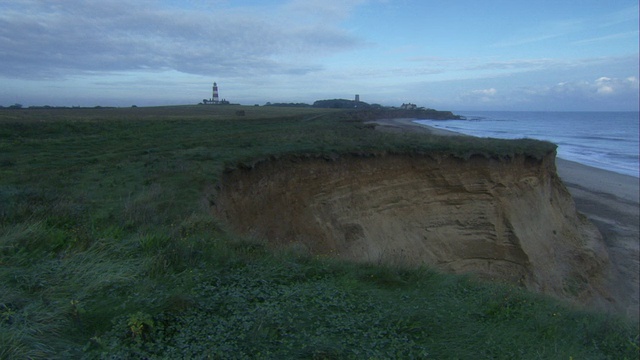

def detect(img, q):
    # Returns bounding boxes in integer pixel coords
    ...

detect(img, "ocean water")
[415,111,639,178]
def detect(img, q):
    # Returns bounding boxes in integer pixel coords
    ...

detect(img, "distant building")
[212,82,219,103]
[203,82,228,105]
[400,103,417,110]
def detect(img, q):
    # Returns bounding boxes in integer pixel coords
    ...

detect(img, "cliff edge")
[211,153,612,309]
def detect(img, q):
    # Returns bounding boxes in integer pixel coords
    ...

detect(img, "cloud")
[491,19,583,48]
[399,55,636,84]
[469,58,568,71]
[284,0,367,21]
[573,31,639,45]
[457,88,498,105]
[0,0,364,80]
[472,88,497,96]
[595,77,615,94]
[464,56,632,74]
[599,4,640,28]
[491,5,639,49]
[507,76,640,110]
[438,75,638,111]
[551,76,639,97]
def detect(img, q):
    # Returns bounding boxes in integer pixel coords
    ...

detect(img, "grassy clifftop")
[0,106,636,359]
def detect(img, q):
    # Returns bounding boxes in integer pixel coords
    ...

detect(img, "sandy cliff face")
[211,153,610,304]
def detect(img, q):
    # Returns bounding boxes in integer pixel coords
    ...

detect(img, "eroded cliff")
[211,153,611,305]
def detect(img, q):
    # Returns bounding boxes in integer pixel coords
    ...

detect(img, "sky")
[1,0,638,111]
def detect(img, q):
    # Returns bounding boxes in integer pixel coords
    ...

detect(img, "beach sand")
[556,158,639,318]
[371,118,640,318]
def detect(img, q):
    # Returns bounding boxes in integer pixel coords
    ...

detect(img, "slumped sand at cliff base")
[374,118,639,319]
[555,158,639,319]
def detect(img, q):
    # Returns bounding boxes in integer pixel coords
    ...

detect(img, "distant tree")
[312,99,370,109]
[8,103,23,109]
[265,102,311,107]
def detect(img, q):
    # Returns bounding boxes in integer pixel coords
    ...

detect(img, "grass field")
[0,105,637,359]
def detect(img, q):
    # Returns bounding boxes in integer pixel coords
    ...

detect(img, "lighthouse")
[212,82,219,104]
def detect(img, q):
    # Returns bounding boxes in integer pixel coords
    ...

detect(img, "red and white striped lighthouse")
[212,82,219,103]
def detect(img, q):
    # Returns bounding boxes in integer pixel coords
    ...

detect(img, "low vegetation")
[0,106,636,359]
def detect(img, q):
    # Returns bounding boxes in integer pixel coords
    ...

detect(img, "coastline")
[371,118,639,201]
[371,118,639,318]
[555,158,639,201]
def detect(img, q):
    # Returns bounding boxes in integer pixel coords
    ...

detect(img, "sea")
[415,111,639,178]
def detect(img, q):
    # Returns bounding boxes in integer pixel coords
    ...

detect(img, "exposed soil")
[211,152,619,314]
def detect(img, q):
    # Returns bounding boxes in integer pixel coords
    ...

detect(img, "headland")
[370,118,640,318]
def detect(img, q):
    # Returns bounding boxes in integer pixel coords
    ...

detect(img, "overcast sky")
[1,0,638,110]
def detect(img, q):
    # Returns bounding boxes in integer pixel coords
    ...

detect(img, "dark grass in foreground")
[0,106,637,359]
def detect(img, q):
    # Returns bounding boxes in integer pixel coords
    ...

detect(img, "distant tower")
[212,82,219,103]
[355,94,360,103]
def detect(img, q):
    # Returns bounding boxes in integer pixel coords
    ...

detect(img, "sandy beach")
[371,118,640,318]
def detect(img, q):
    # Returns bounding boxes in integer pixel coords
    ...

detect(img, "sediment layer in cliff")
[211,153,609,303]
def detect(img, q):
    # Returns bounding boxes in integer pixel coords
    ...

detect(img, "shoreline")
[371,117,639,318]
[370,118,639,200]
[414,116,639,179]
[555,158,639,203]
